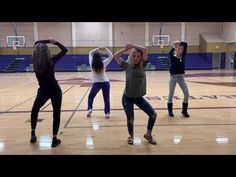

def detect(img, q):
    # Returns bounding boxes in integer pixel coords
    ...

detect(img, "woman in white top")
[87,47,113,118]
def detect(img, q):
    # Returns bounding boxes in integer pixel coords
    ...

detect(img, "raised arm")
[172,41,181,49]
[100,47,113,66]
[127,44,148,61]
[114,47,128,65]
[50,39,68,63]
[34,39,50,46]
[89,48,99,65]
[169,41,180,56]
[180,41,188,59]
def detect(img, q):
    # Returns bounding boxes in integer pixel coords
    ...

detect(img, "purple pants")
[88,82,110,114]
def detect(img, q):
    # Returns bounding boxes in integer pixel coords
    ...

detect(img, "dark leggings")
[31,84,62,135]
[122,94,157,136]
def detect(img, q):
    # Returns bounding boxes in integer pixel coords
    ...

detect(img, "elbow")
[141,46,147,52]
[114,56,120,61]
[114,52,120,58]
[114,56,119,61]
[34,41,38,46]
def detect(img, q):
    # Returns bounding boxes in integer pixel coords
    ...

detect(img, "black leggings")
[31,84,62,135]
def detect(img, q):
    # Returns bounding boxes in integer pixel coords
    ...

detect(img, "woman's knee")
[128,117,134,124]
[184,91,189,98]
[152,112,157,120]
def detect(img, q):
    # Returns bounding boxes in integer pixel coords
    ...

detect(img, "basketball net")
[158,40,164,49]
[13,43,17,50]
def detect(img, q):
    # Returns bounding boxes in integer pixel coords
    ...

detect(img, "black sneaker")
[51,138,61,148]
[168,112,174,117]
[127,136,134,145]
[30,135,37,143]
[182,111,190,118]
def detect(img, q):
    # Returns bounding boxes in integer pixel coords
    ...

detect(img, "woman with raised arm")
[114,44,157,145]
[87,47,113,119]
[30,38,68,148]
[167,40,190,118]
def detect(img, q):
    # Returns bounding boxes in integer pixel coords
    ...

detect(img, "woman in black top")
[167,41,190,118]
[30,39,68,147]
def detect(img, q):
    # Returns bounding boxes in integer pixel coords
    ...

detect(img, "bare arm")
[114,47,129,65]
[127,44,148,61]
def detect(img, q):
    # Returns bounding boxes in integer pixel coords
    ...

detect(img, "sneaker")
[87,109,92,117]
[144,134,157,145]
[127,136,134,145]
[105,113,110,119]
[51,138,61,148]
[30,135,37,143]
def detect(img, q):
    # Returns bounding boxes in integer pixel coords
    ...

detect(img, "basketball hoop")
[158,39,164,49]
[13,43,17,50]
[12,41,18,50]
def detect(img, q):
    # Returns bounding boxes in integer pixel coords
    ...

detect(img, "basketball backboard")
[6,36,25,47]
[152,35,170,47]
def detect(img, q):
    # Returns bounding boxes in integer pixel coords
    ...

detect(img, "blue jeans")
[122,94,156,136]
[168,74,189,103]
[88,82,110,114]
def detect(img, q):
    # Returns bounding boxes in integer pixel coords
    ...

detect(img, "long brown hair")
[32,43,52,73]
[92,52,104,74]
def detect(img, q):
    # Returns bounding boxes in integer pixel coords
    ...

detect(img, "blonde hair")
[32,43,52,73]
[127,48,144,70]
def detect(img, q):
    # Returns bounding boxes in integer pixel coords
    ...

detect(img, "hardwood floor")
[0,70,236,154]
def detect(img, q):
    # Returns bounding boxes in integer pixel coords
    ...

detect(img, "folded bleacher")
[0,53,213,72]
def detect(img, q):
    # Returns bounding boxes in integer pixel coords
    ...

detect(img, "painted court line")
[63,87,91,128]
[1,106,236,114]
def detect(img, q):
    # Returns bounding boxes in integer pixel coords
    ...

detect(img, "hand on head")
[172,41,181,47]
[124,44,133,52]
[125,44,133,50]
[99,47,106,50]
[50,39,57,44]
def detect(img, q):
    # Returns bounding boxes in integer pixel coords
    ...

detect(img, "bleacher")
[0,53,213,72]
[185,53,212,70]
[55,55,79,71]
[147,53,212,70]
[0,56,14,72]
[16,55,32,72]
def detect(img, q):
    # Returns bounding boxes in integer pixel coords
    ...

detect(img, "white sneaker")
[105,113,110,119]
[87,109,92,117]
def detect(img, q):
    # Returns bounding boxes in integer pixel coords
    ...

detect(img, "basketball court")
[1,69,236,154]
